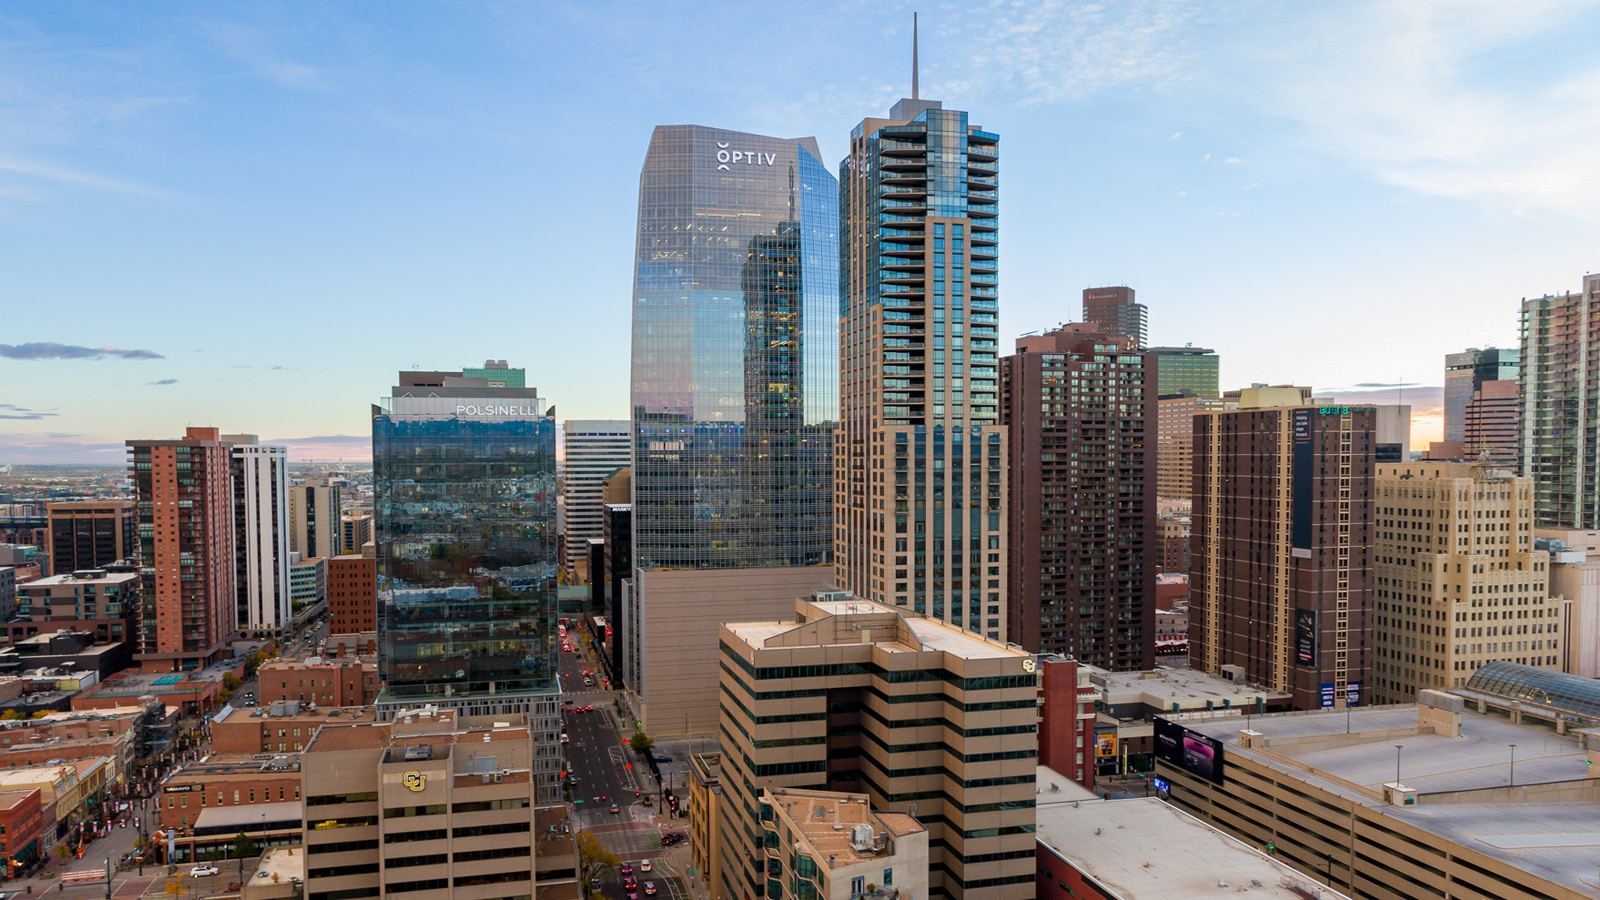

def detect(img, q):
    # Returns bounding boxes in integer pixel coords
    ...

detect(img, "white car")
[190,865,220,877]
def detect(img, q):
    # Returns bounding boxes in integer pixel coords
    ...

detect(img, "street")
[560,621,691,900]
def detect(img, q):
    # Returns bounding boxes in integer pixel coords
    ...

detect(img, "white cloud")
[1203,153,1211,160]
[1224,157,1241,164]
[0,156,165,197]
[1253,0,1600,219]
[1170,131,1182,140]
[953,0,1197,105]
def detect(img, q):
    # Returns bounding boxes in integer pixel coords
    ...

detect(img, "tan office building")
[1539,527,1600,677]
[718,593,1037,900]
[1373,461,1558,704]
[689,752,724,900]
[761,788,928,900]
[300,707,545,900]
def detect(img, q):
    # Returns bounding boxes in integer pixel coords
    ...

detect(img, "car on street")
[640,861,652,873]
[621,865,633,877]
[661,832,686,846]
[190,865,219,877]
[610,803,620,814]
[645,882,658,895]
[623,877,637,891]
[627,893,638,900]
[653,755,672,763]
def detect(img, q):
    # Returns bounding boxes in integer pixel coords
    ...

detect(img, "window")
[852,877,865,896]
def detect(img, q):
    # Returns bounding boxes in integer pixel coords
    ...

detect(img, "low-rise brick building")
[158,754,302,832]
[325,556,375,636]
[0,788,44,876]
[211,705,376,755]
[257,659,377,708]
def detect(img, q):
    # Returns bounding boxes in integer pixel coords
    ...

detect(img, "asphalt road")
[559,621,688,900]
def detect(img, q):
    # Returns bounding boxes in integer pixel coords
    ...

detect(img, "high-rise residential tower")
[289,477,342,560]
[46,501,136,571]
[1190,390,1375,710]
[1001,326,1155,668]
[1371,461,1556,704]
[1148,346,1219,398]
[1155,393,1235,501]
[1444,347,1519,442]
[1520,275,1600,527]
[371,364,562,802]
[1081,286,1146,349]
[225,436,291,634]
[560,419,630,583]
[835,93,1007,640]
[127,427,237,671]
[627,125,839,735]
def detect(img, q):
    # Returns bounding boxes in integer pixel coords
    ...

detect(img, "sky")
[4,0,1599,464]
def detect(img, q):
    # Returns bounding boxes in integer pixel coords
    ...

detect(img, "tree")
[629,731,655,757]
[577,831,620,895]
[234,832,259,859]
[0,710,20,721]
[223,673,243,691]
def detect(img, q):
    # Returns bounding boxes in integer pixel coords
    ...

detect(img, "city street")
[560,621,688,900]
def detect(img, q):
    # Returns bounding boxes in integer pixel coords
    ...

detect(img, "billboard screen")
[1295,608,1317,666]
[1291,408,1313,556]
[1153,716,1226,785]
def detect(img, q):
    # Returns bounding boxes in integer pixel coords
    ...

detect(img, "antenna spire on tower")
[912,12,919,100]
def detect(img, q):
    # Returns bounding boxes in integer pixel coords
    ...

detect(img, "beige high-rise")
[835,95,1007,640]
[717,593,1036,900]
[1372,461,1559,704]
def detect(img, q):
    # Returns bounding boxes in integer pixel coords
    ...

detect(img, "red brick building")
[127,427,237,671]
[211,706,377,755]
[257,659,378,707]
[326,555,376,635]
[1036,656,1097,791]
[158,756,302,832]
[0,788,43,875]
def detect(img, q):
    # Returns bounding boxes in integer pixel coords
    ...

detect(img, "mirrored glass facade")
[630,125,838,569]
[371,378,558,707]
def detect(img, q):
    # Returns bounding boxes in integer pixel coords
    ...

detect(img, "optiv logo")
[716,141,777,172]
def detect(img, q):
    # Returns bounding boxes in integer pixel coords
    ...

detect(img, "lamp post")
[1509,743,1518,787]
[1393,745,1404,787]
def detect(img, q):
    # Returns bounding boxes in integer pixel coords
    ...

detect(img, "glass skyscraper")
[630,125,838,568]
[625,125,840,737]
[371,365,559,716]
[1444,347,1519,442]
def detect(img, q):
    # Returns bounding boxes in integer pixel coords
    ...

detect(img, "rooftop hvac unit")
[850,824,875,851]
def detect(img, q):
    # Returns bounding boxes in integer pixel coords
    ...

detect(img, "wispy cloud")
[1255,0,1600,218]
[1224,157,1241,164]
[200,22,327,91]
[0,157,165,197]
[147,378,178,385]
[0,403,58,421]
[951,0,1197,105]
[0,342,162,360]
[1169,132,1182,140]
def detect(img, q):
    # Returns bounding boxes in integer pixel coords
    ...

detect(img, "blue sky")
[4,0,1599,464]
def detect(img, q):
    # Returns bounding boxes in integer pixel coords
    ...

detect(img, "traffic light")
[626,763,633,771]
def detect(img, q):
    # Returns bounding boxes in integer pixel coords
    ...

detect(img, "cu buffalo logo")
[403,772,426,792]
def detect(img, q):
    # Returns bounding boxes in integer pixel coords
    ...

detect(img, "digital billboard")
[1295,608,1317,666]
[1154,716,1226,785]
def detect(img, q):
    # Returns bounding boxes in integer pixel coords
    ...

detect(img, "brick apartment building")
[325,555,376,636]
[257,659,378,707]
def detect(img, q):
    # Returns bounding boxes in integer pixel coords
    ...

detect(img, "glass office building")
[1444,347,1519,442]
[1149,345,1221,398]
[630,125,838,569]
[371,366,559,716]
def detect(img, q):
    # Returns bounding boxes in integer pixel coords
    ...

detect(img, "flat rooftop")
[1037,796,1353,900]
[305,723,391,753]
[727,597,1028,661]
[1185,704,1600,897]
[250,847,303,886]
[768,788,923,869]
[1095,665,1291,707]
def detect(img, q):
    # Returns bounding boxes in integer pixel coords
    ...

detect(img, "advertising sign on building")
[1320,683,1336,709]
[1096,733,1118,759]
[1153,716,1226,785]
[1295,608,1317,667]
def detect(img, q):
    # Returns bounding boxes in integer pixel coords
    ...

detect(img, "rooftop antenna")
[912,12,919,100]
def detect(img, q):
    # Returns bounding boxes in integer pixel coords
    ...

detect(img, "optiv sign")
[716,141,777,172]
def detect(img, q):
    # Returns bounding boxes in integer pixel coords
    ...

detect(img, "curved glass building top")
[1465,660,1600,719]
[630,125,838,570]
[372,367,558,702]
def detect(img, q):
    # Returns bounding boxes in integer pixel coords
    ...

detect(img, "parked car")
[653,755,672,763]
[190,865,219,877]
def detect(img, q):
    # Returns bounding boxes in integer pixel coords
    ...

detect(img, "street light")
[1509,743,1518,787]
[1394,744,1404,787]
